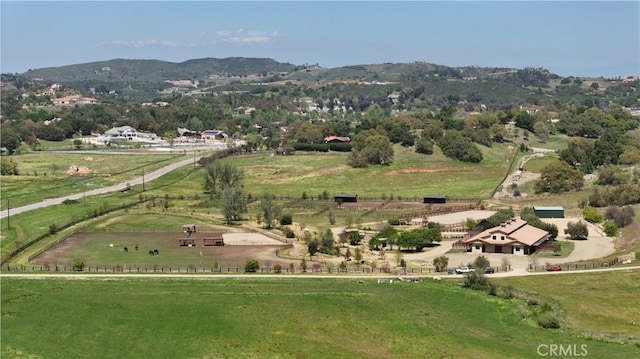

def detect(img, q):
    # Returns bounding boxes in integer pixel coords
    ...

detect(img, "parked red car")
[546,265,562,272]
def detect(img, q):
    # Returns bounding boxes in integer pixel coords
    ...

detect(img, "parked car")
[455,266,475,274]
[484,267,495,274]
[546,265,562,272]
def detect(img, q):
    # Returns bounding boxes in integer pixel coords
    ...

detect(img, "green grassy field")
[2,276,639,359]
[497,271,640,342]
[1,151,185,209]
[526,134,570,151]
[215,143,514,199]
[523,155,560,173]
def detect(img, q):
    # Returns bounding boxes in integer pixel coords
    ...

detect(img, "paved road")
[1,265,638,280]
[0,156,201,219]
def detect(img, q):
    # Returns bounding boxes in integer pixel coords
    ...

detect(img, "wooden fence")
[528,258,619,271]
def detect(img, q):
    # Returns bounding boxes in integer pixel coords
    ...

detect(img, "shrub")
[462,271,491,291]
[605,206,635,228]
[244,259,259,272]
[49,224,58,235]
[565,221,588,240]
[348,231,362,245]
[537,312,561,329]
[0,158,19,175]
[387,218,400,226]
[282,227,295,238]
[72,258,86,271]
[472,255,490,270]
[273,264,282,273]
[280,213,293,226]
[432,256,449,272]
[602,220,619,237]
[582,206,603,223]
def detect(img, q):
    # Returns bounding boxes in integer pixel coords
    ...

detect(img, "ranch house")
[324,136,351,143]
[201,130,227,141]
[104,126,138,141]
[463,217,550,255]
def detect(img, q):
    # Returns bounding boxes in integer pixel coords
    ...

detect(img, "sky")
[1,1,639,77]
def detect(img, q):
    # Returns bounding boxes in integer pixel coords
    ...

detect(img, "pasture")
[497,270,640,342]
[1,151,185,209]
[219,143,515,199]
[2,276,639,359]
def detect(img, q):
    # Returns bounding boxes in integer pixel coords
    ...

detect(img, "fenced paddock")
[29,231,295,269]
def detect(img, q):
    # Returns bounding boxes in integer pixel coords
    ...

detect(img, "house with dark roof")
[462,218,550,255]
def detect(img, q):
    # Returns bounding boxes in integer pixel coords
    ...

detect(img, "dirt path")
[2,266,639,279]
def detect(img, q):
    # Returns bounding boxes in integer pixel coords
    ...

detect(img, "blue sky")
[1,1,639,77]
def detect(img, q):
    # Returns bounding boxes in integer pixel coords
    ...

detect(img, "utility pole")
[142,168,146,192]
[6,199,10,230]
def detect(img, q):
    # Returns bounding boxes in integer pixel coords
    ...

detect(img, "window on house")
[501,235,505,240]
[492,235,497,240]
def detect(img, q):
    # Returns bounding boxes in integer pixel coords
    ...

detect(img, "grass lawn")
[497,270,640,343]
[534,241,575,258]
[2,277,639,359]
[523,155,560,173]
[215,143,514,199]
[526,134,570,151]
[1,152,184,209]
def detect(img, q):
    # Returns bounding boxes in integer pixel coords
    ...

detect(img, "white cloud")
[217,30,278,45]
[97,39,196,48]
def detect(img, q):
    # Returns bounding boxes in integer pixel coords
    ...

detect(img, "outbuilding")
[533,206,565,218]
[334,194,358,203]
[423,195,447,204]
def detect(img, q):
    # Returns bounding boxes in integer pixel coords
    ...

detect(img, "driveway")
[399,216,616,272]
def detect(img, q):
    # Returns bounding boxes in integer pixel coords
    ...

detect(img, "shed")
[423,195,446,204]
[203,233,225,246]
[182,224,196,234]
[178,238,196,247]
[533,206,565,218]
[334,194,358,203]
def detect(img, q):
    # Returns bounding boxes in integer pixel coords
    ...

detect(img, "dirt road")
[1,266,638,280]
[1,155,203,219]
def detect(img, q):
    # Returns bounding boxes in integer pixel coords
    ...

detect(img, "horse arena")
[32,231,298,269]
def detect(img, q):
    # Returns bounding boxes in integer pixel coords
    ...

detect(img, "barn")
[334,194,358,203]
[533,206,565,218]
[423,195,447,204]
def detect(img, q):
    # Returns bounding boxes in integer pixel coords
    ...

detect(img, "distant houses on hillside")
[52,94,98,105]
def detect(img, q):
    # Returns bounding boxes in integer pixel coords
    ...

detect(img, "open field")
[219,143,515,199]
[1,151,185,209]
[522,154,560,173]
[2,276,639,359]
[497,270,640,342]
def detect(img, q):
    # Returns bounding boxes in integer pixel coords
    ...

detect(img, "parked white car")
[455,267,475,274]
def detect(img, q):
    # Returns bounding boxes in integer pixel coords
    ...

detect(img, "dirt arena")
[31,231,299,268]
